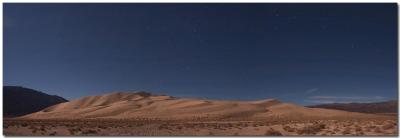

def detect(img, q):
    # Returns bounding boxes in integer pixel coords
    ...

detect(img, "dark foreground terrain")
[4,117,398,136]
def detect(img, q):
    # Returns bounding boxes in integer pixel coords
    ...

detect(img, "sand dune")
[21,92,385,120]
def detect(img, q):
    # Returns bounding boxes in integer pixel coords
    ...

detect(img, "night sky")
[4,3,398,105]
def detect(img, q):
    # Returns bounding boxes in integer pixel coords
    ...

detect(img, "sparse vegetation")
[49,132,57,136]
[3,118,397,136]
[382,123,395,130]
[297,123,326,135]
[342,128,351,135]
[283,125,295,132]
[264,128,282,136]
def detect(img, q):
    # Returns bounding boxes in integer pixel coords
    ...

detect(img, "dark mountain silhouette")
[4,86,68,117]
[307,100,398,113]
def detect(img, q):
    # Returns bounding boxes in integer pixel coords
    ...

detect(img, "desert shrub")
[382,123,395,130]
[28,125,36,130]
[76,127,82,131]
[82,129,97,135]
[265,128,282,136]
[355,126,362,132]
[68,127,82,135]
[325,130,335,135]
[356,131,364,135]
[297,123,326,135]
[332,127,340,131]
[158,124,168,130]
[68,129,75,135]
[374,127,383,133]
[98,125,107,129]
[342,128,351,135]
[283,125,295,132]
[49,132,57,136]
[317,123,326,129]
[40,126,46,132]
[375,121,383,125]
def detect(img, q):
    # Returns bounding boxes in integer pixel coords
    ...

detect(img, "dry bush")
[98,125,107,129]
[356,131,364,135]
[333,127,340,132]
[68,128,75,135]
[326,130,335,135]
[28,125,36,130]
[21,123,28,127]
[82,129,98,135]
[382,123,395,130]
[158,124,168,130]
[283,125,295,132]
[265,128,282,136]
[368,125,377,129]
[355,126,362,132]
[39,126,46,132]
[49,132,57,136]
[199,123,206,128]
[297,123,326,135]
[375,121,383,125]
[342,128,351,135]
[374,127,383,133]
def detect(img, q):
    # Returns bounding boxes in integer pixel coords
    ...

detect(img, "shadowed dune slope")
[21,92,388,120]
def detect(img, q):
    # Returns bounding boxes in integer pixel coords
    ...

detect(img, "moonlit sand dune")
[21,92,383,120]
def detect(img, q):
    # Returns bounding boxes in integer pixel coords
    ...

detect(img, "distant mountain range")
[307,100,398,114]
[4,86,68,117]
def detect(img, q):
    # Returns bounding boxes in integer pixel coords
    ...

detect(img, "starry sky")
[4,3,398,105]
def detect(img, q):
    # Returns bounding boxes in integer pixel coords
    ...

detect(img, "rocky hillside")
[4,86,68,117]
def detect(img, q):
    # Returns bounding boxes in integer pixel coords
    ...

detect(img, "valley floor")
[3,117,398,136]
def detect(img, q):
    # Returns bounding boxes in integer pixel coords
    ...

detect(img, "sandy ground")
[4,118,397,136]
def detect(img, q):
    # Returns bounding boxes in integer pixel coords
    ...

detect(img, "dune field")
[3,92,398,136]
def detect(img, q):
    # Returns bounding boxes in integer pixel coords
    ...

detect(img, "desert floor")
[3,117,398,136]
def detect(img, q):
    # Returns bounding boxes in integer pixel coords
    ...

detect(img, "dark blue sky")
[4,3,397,105]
